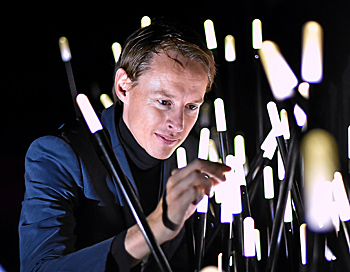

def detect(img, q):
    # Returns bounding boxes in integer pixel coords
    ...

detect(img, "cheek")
[184,114,199,132]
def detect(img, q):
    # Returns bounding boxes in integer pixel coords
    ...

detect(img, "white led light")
[332,172,350,222]
[225,35,236,62]
[254,229,261,261]
[204,19,217,50]
[214,98,227,132]
[259,41,298,101]
[300,223,307,265]
[267,101,283,137]
[301,21,323,83]
[198,128,210,160]
[280,109,290,140]
[141,16,151,28]
[293,104,307,127]
[234,135,246,165]
[176,147,187,169]
[284,191,293,223]
[261,129,277,160]
[263,166,274,199]
[252,19,262,49]
[243,217,256,257]
[76,94,103,134]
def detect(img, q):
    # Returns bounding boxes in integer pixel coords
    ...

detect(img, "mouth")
[155,133,178,145]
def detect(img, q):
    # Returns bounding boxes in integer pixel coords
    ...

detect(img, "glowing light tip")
[198,128,210,160]
[252,19,262,49]
[301,21,323,83]
[100,94,114,109]
[225,35,236,62]
[267,101,283,137]
[234,135,246,165]
[112,42,122,63]
[141,16,151,28]
[298,82,310,99]
[176,147,187,169]
[214,98,227,132]
[243,217,256,257]
[259,40,298,101]
[59,36,71,62]
[76,94,103,134]
[204,19,217,50]
[263,166,274,199]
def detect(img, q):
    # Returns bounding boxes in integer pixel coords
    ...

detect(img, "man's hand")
[125,159,231,263]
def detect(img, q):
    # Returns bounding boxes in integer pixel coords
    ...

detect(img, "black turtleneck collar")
[117,115,161,170]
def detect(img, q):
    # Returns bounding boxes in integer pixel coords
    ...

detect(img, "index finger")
[172,158,231,183]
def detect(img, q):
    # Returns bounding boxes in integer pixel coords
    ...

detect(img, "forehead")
[138,52,208,97]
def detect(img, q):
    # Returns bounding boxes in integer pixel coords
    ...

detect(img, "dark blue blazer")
[18,104,190,271]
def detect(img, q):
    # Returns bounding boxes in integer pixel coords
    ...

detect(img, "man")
[19,21,230,271]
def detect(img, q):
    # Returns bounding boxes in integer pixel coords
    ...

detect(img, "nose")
[166,108,184,132]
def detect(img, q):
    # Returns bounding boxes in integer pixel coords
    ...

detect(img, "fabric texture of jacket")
[18,103,191,271]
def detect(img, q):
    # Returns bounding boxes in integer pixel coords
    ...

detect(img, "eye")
[187,104,199,110]
[158,100,171,106]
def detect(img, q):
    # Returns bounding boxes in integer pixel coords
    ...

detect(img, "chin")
[149,147,176,160]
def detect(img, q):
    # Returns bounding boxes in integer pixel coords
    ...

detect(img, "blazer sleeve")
[18,136,130,272]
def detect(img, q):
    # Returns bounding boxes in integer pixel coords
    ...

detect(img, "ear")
[114,68,132,104]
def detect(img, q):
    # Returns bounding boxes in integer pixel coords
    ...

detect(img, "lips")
[155,133,178,145]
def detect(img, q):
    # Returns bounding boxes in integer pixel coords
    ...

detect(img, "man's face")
[119,52,208,159]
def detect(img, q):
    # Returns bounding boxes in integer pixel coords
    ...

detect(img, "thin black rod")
[64,61,81,118]
[93,130,172,272]
[266,135,299,271]
[195,212,207,272]
[276,136,304,223]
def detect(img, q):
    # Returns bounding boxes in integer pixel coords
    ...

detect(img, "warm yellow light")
[112,42,122,63]
[176,147,187,169]
[252,19,262,49]
[59,36,71,62]
[298,82,310,99]
[100,94,114,109]
[301,129,339,232]
[258,41,298,101]
[214,98,227,132]
[204,19,217,50]
[301,21,323,83]
[200,266,219,272]
[208,139,219,162]
[141,16,151,28]
[225,35,236,62]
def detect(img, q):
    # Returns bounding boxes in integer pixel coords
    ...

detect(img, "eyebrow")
[151,90,204,104]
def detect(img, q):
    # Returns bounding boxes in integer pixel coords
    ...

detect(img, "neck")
[117,116,162,170]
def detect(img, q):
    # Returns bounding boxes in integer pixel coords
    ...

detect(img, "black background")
[2,1,350,271]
